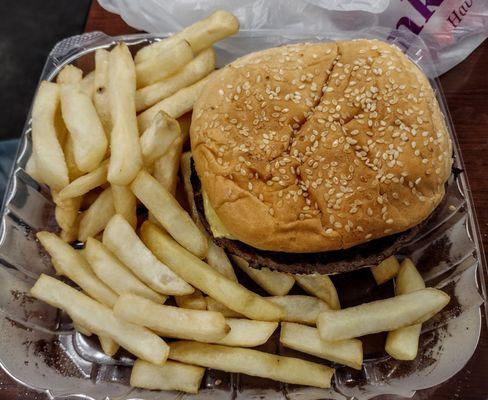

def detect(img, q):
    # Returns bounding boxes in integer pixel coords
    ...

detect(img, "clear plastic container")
[0,29,485,400]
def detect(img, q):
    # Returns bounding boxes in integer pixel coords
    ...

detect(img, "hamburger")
[188,39,452,274]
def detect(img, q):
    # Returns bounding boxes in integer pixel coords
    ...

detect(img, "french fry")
[137,76,210,132]
[135,11,239,62]
[294,274,340,310]
[267,295,330,326]
[232,255,294,296]
[56,65,83,84]
[206,242,238,281]
[31,81,69,190]
[111,184,137,228]
[140,221,284,321]
[84,237,166,304]
[103,214,193,296]
[140,111,181,167]
[280,322,363,370]
[178,112,192,144]
[131,170,207,258]
[107,43,142,185]
[94,48,112,135]
[130,359,205,394]
[114,293,230,342]
[55,202,80,242]
[57,160,108,200]
[385,259,426,360]
[136,39,193,88]
[78,187,115,242]
[206,297,243,318]
[63,135,84,181]
[25,154,44,184]
[371,255,400,285]
[136,48,215,112]
[175,289,207,310]
[99,336,119,357]
[152,138,183,195]
[31,274,168,364]
[73,322,92,337]
[59,81,108,172]
[317,288,450,341]
[215,319,278,347]
[169,341,334,388]
[37,231,118,307]
[80,71,96,98]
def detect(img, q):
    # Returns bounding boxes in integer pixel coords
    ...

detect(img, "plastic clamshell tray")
[0,29,486,400]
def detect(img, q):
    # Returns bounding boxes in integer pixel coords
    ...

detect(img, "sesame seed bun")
[190,39,452,253]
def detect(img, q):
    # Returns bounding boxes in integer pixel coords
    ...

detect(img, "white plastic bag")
[98,0,487,76]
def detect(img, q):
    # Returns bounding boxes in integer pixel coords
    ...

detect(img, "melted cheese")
[203,191,235,239]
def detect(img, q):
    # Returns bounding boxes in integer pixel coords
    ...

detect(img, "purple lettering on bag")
[446,0,473,28]
[403,0,444,21]
[396,16,424,35]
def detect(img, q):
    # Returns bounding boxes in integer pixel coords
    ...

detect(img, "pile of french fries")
[25,11,450,393]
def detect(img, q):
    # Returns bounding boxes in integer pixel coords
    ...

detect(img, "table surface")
[1,1,487,399]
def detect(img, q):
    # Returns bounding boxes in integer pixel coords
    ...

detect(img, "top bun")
[190,39,452,253]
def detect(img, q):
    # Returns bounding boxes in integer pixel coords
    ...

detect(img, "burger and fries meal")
[25,9,453,393]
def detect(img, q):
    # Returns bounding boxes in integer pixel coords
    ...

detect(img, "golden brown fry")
[31,81,69,190]
[152,137,183,195]
[111,184,137,228]
[136,48,215,112]
[232,255,294,296]
[131,170,207,258]
[267,295,330,326]
[135,11,239,62]
[58,160,108,200]
[80,71,96,98]
[103,214,194,296]
[205,297,243,317]
[94,49,112,135]
[280,322,363,370]
[294,274,341,310]
[99,336,119,357]
[371,256,400,285]
[169,341,334,388]
[63,135,84,181]
[107,43,142,185]
[140,221,283,321]
[25,154,44,184]
[140,111,181,167]
[130,359,205,394]
[56,65,83,84]
[85,237,166,304]
[136,39,193,88]
[31,274,168,364]
[78,187,115,242]
[59,82,108,172]
[114,293,229,342]
[137,76,210,132]
[385,258,426,360]
[317,288,450,341]
[216,319,278,347]
[175,289,207,310]
[206,242,238,281]
[37,231,117,307]
[52,191,82,243]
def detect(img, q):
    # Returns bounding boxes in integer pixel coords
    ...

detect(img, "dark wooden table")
[1,1,487,399]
